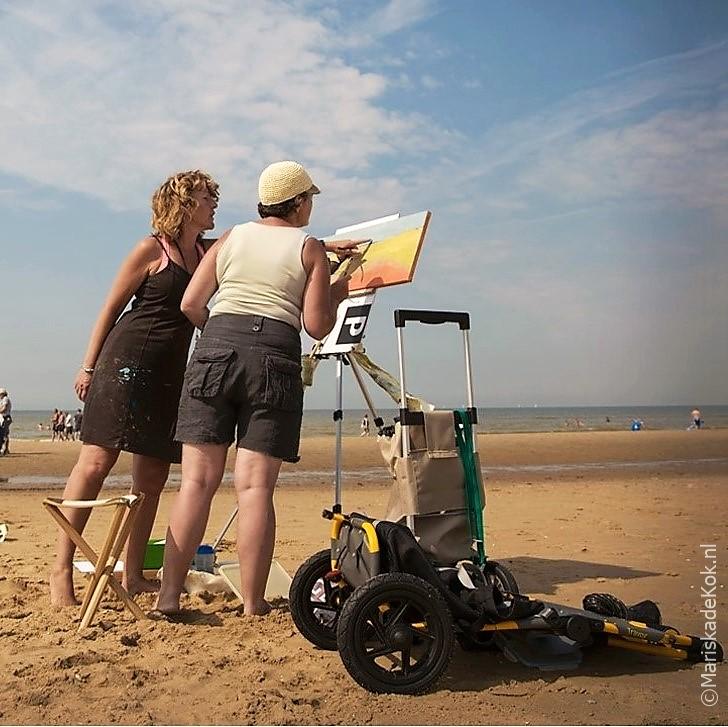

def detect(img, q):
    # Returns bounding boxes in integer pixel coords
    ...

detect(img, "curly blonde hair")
[151,170,220,241]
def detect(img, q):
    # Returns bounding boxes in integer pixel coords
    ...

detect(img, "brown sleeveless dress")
[80,237,202,463]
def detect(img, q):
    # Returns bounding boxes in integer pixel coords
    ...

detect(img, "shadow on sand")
[494,556,659,595]
[444,643,693,693]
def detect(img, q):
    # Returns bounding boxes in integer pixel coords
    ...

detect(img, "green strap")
[454,409,485,565]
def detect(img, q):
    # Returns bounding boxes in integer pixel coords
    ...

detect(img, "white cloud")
[426,41,728,220]
[0,187,61,211]
[420,74,442,90]
[518,103,728,210]
[0,0,442,223]
[425,238,513,272]
[356,0,437,39]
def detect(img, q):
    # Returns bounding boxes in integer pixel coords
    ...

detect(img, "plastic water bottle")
[193,544,215,573]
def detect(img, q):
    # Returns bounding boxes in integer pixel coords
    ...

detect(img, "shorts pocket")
[263,355,303,412]
[186,348,235,398]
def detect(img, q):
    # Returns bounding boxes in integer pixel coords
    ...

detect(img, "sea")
[9,405,728,441]
[3,405,726,490]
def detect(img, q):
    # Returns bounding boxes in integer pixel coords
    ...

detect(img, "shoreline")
[2,429,727,480]
[12,421,728,444]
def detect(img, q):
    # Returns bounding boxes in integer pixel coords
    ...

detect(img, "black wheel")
[484,560,519,595]
[290,549,347,650]
[336,573,454,694]
[457,560,519,651]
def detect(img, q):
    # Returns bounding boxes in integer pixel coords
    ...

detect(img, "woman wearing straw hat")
[50,170,219,606]
[156,161,359,616]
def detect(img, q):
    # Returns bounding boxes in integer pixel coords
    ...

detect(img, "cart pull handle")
[394,309,470,330]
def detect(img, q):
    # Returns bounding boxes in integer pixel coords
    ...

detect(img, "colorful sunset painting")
[324,210,431,292]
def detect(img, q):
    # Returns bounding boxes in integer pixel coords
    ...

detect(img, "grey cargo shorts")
[176,313,303,462]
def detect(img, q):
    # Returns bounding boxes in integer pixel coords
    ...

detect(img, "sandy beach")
[0,430,726,725]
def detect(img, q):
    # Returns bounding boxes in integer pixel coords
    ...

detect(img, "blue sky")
[1,0,726,410]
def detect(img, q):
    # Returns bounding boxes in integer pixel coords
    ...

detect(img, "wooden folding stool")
[43,494,146,630]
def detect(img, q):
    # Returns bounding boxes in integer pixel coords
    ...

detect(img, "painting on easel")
[324,210,431,293]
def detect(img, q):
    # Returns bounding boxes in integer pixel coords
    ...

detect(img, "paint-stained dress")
[80,238,201,463]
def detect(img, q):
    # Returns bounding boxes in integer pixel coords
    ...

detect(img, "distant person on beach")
[155,160,358,618]
[50,170,220,607]
[52,409,66,441]
[64,411,74,440]
[0,388,12,456]
[73,409,83,440]
[631,418,644,431]
[57,411,67,441]
[690,408,702,430]
[360,413,370,436]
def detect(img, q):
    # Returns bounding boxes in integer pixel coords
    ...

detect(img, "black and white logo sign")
[336,304,372,345]
[319,292,377,354]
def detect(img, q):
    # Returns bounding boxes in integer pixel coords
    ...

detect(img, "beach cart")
[289,309,723,694]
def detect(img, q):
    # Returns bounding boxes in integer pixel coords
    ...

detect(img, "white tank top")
[210,222,308,331]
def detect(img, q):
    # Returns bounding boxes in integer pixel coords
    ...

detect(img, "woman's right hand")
[323,239,369,259]
[75,370,93,402]
[75,236,162,404]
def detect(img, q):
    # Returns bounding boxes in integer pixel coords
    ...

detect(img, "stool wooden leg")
[80,500,144,629]
[79,499,148,630]
[105,499,147,621]
[79,504,126,622]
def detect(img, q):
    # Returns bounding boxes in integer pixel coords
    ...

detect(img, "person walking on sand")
[49,170,220,607]
[155,160,361,617]
[73,409,83,441]
[360,413,370,436]
[64,411,74,440]
[0,388,12,456]
[691,408,702,430]
[54,410,66,441]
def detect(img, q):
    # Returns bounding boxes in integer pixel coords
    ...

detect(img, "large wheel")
[289,549,346,650]
[336,573,454,695]
[457,560,519,651]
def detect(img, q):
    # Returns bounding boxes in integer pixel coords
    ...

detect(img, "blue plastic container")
[193,544,215,573]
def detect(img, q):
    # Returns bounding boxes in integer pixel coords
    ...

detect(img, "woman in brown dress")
[49,170,219,606]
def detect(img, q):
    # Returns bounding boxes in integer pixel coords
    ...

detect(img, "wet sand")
[0,430,726,725]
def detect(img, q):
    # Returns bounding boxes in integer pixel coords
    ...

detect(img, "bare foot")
[244,599,272,616]
[154,592,181,614]
[124,576,160,597]
[147,608,186,623]
[50,567,79,607]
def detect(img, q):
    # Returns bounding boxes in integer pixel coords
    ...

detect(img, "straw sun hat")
[258,161,320,205]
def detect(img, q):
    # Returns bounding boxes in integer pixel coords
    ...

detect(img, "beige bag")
[378,410,485,565]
